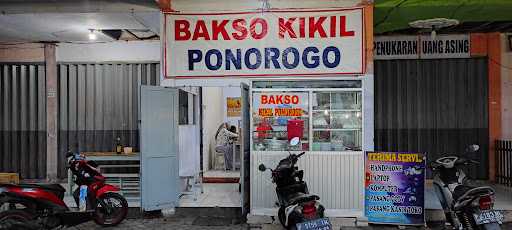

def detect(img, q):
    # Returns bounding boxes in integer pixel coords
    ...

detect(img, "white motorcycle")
[430,144,503,230]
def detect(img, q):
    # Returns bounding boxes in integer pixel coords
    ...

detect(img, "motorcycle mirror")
[258,164,267,172]
[466,144,480,153]
[289,137,300,146]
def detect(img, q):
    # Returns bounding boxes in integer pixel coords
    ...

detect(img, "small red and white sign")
[164,8,365,78]
[253,92,308,117]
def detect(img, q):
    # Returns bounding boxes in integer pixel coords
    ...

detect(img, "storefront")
[249,79,370,216]
[373,34,499,180]
[139,0,374,218]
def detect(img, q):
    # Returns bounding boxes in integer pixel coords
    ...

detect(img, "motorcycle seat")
[277,182,308,195]
[452,185,494,202]
[17,183,66,200]
[287,193,320,206]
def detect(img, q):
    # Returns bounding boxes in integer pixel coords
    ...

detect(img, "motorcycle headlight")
[0,187,6,193]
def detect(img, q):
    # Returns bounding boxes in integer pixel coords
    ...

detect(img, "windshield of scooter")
[431,144,480,184]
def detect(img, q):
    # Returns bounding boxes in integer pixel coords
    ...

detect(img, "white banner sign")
[164,8,365,78]
[374,34,470,60]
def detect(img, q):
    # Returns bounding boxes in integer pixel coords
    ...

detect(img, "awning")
[375,0,512,34]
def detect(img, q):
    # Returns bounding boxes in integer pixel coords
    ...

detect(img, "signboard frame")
[374,34,471,60]
[163,7,366,79]
[364,151,426,226]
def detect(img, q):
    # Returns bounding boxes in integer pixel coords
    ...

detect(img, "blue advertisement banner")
[364,152,426,225]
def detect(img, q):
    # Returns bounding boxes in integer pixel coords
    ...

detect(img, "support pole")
[45,43,58,181]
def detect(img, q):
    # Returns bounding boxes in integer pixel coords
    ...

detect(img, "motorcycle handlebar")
[458,158,480,165]
[66,151,74,158]
[429,158,480,170]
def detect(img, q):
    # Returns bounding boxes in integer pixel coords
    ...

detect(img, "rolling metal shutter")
[375,58,489,179]
[57,63,159,178]
[0,63,47,179]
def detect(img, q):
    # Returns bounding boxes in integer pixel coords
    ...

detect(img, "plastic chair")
[214,145,227,171]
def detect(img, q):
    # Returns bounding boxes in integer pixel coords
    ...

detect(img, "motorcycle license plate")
[296,218,332,230]
[473,210,504,225]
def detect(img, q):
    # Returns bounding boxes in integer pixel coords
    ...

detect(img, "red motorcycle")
[0,151,128,229]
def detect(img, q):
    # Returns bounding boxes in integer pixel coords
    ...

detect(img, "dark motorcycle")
[0,151,128,229]
[258,137,330,230]
[430,144,503,230]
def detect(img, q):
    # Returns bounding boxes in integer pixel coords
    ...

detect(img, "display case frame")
[250,80,364,153]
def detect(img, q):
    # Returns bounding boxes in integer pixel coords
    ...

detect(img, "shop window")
[252,92,309,151]
[192,94,197,125]
[179,90,197,125]
[312,92,362,151]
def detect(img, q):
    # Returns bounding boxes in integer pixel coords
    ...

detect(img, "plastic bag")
[79,185,87,211]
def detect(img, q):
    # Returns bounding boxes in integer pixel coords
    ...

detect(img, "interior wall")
[502,33,512,139]
[201,87,224,171]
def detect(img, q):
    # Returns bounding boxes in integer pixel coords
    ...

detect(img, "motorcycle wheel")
[93,192,128,227]
[318,204,325,218]
[0,210,36,229]
[278,207,299,230]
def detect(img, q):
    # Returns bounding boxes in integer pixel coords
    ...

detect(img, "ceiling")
[0,0,159,14]
[0,0,161,42]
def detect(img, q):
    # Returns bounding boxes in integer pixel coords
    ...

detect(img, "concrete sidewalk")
[70,218,512,230]
[62,180,512,229]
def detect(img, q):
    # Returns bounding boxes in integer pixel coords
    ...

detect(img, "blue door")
[140,86,179,211]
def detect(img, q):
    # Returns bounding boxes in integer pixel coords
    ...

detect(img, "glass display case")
[251,81,363,152]
[312,92,362,151]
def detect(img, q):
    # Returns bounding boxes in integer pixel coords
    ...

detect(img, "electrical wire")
[0,45,44,50]
[449,0,469,19]
[60,41,115,44]
[489,56,512,70]
[374,0,409,28]
[130,10,158,34]
[0,39,137,48]
[0,42,34,46]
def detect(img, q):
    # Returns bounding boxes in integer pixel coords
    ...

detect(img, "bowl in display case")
[264,139,288,150]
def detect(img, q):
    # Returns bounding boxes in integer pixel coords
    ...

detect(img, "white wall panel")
[250,151,364,214]
[502,33,512,139]
[56,41,160,62]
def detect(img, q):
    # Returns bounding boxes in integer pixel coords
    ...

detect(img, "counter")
[250,150,364,215]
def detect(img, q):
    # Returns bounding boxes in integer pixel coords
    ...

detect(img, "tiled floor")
[203,170,240,178]
[179,183,241,207]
